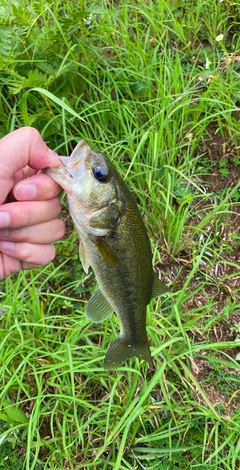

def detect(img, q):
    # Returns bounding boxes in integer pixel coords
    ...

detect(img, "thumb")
[0,127,60,204]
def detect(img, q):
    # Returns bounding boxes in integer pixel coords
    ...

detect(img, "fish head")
[68,140,117,209]
[46,140,127,237]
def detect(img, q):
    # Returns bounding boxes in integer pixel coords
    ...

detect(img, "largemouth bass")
[46,140,168,369]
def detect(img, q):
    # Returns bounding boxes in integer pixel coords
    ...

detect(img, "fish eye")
[92,165,109,183]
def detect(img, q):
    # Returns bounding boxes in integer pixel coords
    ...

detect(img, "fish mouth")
[60,140,91,179]
[59,156,71,168]
[58,154,86,180]
[56,156,73,179]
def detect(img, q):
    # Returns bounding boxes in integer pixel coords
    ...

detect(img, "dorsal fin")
[151,272,169,299]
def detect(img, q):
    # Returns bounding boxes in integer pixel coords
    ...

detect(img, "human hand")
[0,127,65,280]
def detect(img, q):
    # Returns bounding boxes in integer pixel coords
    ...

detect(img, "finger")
[3,168,38,203]
[0,219,65,243]
[21,261,48,270]
[13,173,63,201]
[0,253,21,280]
[0,127,61,203]
[0,198,61,229]
[12,167,37,186]
[0,253,44,279]
[0,241,56,265]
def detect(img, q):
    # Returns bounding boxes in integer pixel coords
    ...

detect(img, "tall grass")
[0,1,239,469]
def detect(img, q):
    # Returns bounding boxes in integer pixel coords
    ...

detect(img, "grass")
[0,0,240,469]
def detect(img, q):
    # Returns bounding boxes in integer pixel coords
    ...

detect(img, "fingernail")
[15,183,37,201]
[0,229,9,238]
[0,212,11,228]
[0,241,15,251]
[47,148,61,168]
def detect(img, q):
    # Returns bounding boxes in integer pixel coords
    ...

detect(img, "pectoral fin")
[95,238,117,268]
[151,272,169,299]
[86,287,114,322]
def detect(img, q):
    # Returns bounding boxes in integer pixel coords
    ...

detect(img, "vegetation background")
[0,0,239,469]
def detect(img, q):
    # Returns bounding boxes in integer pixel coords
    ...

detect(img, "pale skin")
[0,127,65,280]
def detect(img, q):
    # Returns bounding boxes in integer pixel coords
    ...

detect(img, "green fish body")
[46,140,168,369]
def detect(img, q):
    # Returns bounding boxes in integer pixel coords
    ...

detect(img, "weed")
[219,159,230,177]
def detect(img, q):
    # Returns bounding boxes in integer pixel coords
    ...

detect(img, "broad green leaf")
[22,87,87,125]
[1,399,29,424]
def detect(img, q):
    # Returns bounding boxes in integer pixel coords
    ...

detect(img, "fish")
[45,140,169,369]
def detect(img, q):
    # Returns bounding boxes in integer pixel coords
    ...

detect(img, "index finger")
[0,127,60,204]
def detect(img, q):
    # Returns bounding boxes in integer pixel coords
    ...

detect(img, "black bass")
[46,140,168,369]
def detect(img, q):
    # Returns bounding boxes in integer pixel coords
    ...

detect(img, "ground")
[160,126,240,415]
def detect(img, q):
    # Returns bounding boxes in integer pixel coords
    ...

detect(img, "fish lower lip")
[59,156,75,177]
[59,156,69,166]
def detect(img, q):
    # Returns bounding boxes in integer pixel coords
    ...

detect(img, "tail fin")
[104,337,153,370]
